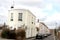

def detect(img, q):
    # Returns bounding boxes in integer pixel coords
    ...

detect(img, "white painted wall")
[7,9,37,38]
[36,22,50,35]
[39,22,50,34]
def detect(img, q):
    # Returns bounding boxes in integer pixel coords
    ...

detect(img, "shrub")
[36,27,39,32]
[1,27,26,40]
[8,30,16,39]
[1,28,16,39]
[16,28,26,40]
[1,28,10,38]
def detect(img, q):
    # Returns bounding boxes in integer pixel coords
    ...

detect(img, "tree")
[54,29,57,36]
[16,28,26,40]
[36,27,39,32]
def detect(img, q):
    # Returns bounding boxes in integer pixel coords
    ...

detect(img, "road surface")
[27,35,54,40]
[0,35,55,40]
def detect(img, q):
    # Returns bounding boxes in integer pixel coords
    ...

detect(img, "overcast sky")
[0,0,60,29]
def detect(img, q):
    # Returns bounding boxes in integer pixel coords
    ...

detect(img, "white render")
[36,22,50,35]
[7,8,37,38]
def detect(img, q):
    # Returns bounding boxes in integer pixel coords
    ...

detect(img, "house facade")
[7,8,37,38]
[36,21,50,35]
[39,22,50,34]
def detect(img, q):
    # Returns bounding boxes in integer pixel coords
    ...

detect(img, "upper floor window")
[11,13,13,21]
[11,13,13,18]
[18,13,22,21]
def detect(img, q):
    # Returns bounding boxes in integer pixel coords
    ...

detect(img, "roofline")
[27,10,36,17]
[40,22,49,29]
[8,9,36,17]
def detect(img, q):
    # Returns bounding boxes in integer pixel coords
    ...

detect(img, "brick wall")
[50,29,54,35]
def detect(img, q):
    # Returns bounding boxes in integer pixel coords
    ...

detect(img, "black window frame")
[18,13,23,21]
[11,13,13,21]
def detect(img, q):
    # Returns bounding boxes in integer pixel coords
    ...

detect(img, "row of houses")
[36,21,50,35]
[6,6,50,38]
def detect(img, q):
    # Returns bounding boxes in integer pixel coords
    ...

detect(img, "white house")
[7,7,37,38]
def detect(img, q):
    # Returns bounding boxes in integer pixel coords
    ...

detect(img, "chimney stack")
[11,0,15,9]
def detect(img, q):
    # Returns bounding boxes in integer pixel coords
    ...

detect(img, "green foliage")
[36,27,39,31]
[1,28,16,39]
[1,28,10,38]
[1,27,26,40]
[54,29,57,36]
[8,30,16,39]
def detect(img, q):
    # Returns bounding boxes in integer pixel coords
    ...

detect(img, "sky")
[0,0,60,29]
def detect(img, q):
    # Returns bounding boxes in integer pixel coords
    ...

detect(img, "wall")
[7,9,37,38]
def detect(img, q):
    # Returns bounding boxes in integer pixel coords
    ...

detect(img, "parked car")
[47,34,51,36]
[44,34,48,37]
[36,34,45,39]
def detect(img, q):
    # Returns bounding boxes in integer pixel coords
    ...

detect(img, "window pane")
[11,13,13,21]
[11,19,13,21]
[18,13,22,21]
[11,13,13,19]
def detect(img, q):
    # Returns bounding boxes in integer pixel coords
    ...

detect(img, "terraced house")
[36,20,50,35]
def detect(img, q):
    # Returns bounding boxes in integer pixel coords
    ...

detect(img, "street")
[43,35,54,40]
[0,35,55,40]
[27,35,54,40]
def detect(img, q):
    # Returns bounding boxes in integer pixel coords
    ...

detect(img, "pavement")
[0,38,14,40]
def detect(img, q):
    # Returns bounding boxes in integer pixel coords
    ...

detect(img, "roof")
[40,22,48,29]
